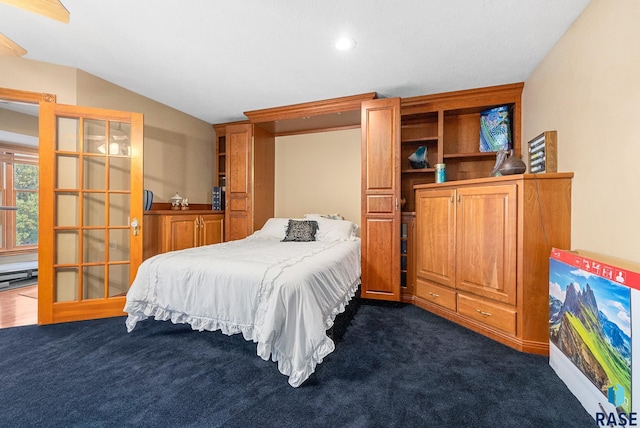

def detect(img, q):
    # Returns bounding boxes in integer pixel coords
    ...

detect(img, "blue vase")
[143,189,153,211]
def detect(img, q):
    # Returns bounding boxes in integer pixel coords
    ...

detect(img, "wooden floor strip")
[0,284,37,328]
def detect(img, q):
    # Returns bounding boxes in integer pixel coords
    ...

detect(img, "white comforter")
[124,235,361,387]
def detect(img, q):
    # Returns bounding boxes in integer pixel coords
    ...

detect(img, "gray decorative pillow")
[281,219,319,242]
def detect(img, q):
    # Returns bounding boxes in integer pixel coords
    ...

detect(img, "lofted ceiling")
[0,0,591,125]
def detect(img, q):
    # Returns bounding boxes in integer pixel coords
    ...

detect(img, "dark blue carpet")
[0,302,593,427]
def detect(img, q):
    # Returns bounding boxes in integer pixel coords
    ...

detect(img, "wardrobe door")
[199,214,224,246]
[225,123,252,241]
[415,188,456,289]
[455,184,517,305]
[361,98,401,301]
[163,214,199,252]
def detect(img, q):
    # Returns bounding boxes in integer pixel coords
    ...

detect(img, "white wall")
[523,0,640,263]
[274,128,361,224]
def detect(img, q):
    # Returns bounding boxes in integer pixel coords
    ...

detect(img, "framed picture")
[528,130,557,173]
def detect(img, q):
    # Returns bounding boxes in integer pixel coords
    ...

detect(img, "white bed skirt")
[125,237,361,387]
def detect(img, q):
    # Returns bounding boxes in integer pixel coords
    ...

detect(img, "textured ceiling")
[0,0,591,124]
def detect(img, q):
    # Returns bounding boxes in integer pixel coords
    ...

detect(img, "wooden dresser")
[413,173,572,355]
[143,209,224,259]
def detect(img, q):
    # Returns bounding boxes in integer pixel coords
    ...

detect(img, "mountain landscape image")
[549,258,631,412]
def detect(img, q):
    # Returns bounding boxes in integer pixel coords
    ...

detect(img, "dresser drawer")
[457,294,516,335]
[415,279,456,311]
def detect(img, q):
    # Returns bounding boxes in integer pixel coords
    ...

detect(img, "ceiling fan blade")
[0,0,69,23]
[0,33,27,57]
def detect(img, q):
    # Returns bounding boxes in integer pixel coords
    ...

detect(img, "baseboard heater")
[0,261,38,291]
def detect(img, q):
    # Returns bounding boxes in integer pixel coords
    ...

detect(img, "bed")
[124,216,361,387]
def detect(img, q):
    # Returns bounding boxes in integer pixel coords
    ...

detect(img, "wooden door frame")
[0,87,55,324]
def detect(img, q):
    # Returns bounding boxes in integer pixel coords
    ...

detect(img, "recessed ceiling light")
[335,37,356,51]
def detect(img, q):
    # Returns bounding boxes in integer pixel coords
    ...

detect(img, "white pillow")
[251,217,291,239]
[309,213,344,220]
[304,214,358,241]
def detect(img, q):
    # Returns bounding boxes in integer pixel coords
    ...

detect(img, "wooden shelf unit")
[400,83,523,213]
[400,212,416,297]
[214,125,226,188]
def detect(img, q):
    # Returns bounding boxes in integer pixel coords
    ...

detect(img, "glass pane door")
[39,103,143,324]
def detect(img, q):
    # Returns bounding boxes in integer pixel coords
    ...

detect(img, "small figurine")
[170,192,183,210]
[408,146,429,169]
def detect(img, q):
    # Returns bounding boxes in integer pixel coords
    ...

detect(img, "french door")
[38,103,144,324]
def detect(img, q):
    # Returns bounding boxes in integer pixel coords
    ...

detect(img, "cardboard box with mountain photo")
[549,248,640,423]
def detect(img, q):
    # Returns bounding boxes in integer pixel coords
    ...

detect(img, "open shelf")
[402,167,435,174]
[443,151,498,160]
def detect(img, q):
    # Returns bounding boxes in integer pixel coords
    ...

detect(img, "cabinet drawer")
[457,294,516,335]
[415,279,456,311]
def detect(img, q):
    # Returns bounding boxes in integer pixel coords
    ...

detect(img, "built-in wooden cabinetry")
[395,83,524,299]
[211,122,275,241]
[414,173,573,354]
[143,210,224,259]
[224,123,275,241]
[206,83,573,355]
[213,93,375,243]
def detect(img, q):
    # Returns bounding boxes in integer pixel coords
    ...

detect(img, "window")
[0,144,38,254]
